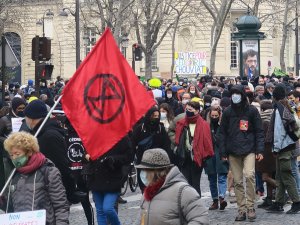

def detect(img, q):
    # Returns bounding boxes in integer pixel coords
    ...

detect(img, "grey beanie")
[135,148,173,169]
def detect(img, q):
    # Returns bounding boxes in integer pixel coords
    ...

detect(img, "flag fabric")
[62,28,155,160]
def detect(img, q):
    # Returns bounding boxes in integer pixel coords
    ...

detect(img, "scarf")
[17,152,46,174]
[175,114,214,167]
[144,178,165,201]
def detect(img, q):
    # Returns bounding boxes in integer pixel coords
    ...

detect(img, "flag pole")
[0,95,63,197]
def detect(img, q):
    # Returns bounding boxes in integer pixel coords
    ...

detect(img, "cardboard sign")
[11,118,23,133]
[0,210,46,225]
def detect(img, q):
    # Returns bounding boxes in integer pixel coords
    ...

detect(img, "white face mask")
[160,112,167,120]
[140,170,149,186]
[182,99,189,105]
[232,94,242,104]
[167,93,172,99]
[190,90,195,94]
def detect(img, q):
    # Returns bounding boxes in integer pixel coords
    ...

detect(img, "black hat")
[220,97,231,108]
[273,84,286,101]
[11,97,26,112]
[24,100,48,119]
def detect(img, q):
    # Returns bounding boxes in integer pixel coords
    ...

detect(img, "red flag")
[62,28,155,160]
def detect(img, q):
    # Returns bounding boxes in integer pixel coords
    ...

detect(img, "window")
[231,41,238,68]
[84,27,97,56]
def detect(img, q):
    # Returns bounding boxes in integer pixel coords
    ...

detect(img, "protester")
[0,132,69,224]
[175,101,214,196]
[136,148,209,225]
[82,136,132,225]
[174,92,191,116]
[266,84,300,214]
[132,107,173,192]
[217,84,264,221]
[23,99,81,203]
[256,100,276,208]
[262,82,274,100]
[204,106,228,210]
[163,88,179,113]
[159,103,175,132]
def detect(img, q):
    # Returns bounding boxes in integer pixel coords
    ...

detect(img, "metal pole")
[2,35,6,103]
[132,45,135,73]
[42,16,45,37]
[0,95,63,197]
[296,1,299,77]
[75,0,80,68]
[34,35,40,97]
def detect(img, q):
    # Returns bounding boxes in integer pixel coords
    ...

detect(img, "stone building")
[1,0,298,83]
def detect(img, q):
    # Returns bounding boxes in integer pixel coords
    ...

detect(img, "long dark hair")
[159,103,174,122]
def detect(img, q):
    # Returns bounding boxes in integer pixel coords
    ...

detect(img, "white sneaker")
[229,190,235,197]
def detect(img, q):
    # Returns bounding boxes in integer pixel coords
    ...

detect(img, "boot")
[266,202,284,212]
[286,202,300,214]
[247,208,256,222]
[258,197,272,209]
[235,211,246,221]
[209,199,218,210]
[219,197,227,210]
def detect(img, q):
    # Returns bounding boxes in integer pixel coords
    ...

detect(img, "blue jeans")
[291,157,300,195]
[208,173,227,199]
[92,191,120,225]
[255,172,264,193]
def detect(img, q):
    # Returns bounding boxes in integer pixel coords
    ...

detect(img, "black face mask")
[210,117,219,124]
[149,118,160,127]
[16,111,25,118]
[186,110,195,118]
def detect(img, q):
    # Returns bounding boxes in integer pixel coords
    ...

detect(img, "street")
[70,174,300,225]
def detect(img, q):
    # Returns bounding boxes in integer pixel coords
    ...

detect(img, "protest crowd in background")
[1,29,300,224]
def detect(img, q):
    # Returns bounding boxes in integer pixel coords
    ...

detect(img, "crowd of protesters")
[0,72,300,224]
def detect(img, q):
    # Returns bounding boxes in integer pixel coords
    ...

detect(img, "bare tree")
[133,0,181,79]
[200,0,234,75]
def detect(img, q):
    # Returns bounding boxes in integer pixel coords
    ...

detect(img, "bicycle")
[120,161,138,196]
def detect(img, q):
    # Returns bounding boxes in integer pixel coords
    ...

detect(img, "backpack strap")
[178,184,189,224]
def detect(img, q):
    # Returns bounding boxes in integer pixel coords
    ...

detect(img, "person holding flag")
[61,28,155,225]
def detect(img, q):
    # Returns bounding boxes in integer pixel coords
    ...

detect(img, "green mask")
[12,155,28,168]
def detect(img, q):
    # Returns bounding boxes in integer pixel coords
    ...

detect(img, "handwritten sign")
[174,52,207,75]
[11,118,23,133]
[0,210,46,225]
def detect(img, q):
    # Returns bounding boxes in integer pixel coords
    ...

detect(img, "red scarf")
[175,114,214,167]
[17,152,46,174]
[144,178,166,201]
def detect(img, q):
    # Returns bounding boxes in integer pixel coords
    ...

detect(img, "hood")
[34,118,65,137]
[230,84,248,107]
[161,166,187,190]
[143,107,160,126]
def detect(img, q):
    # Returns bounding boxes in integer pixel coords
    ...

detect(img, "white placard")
[0,210,46,225]
[11,118,23,133]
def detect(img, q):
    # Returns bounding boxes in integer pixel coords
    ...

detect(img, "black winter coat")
[164,97,179,113]
[85,136,133,192]
[217,105,264,157]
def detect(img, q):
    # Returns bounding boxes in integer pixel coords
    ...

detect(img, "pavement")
[70,173,300,225]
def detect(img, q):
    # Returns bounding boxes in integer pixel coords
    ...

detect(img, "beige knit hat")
[135,148,173,169]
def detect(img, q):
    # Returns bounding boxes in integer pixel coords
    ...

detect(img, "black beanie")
[11,97,26,112]
[273,84,286,101]
[220,97,231,108]
[24,100,48,119]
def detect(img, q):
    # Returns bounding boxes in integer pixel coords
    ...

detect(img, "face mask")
[160,112,167,120]
[12,155,28,168]
[182,99,189,105]
[211,117,219,124]
[150,118,160,126]
[232,94,242,104]
[186,110,195,117]
[16,111,24,118]
[190,90,195,94]
[205,103,211,107]
[140,170,149,186]
[166,93,172,99]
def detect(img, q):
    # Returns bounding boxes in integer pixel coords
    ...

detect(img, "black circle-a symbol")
[84,74,125,124]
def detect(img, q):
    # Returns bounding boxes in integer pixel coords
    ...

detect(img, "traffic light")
[38,64,53,80]
[32,37,51,61]
[133,43,142,61]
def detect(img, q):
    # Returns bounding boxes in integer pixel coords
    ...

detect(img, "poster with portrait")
[242,40,259,80]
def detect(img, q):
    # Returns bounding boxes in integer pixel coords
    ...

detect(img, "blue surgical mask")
[232,94,242,104]
[140,170,149,186]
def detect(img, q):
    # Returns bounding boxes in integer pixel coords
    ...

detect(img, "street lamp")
[59,0,80,68]
[36,9,54,37]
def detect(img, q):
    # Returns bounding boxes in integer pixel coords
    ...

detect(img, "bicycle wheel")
[129,165,138,192]
[120,178,128,196]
